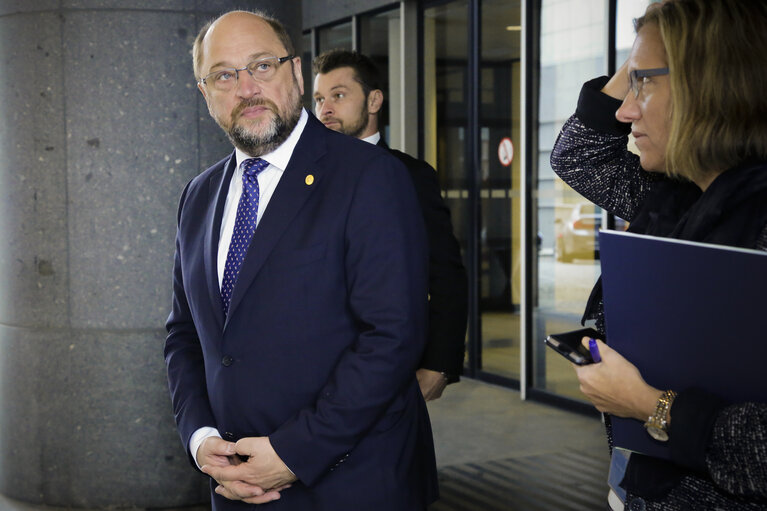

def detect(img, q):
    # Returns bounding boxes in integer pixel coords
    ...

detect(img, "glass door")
[477,0,522,381]
[424,0,523,383]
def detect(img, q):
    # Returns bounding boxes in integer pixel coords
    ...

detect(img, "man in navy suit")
[164,10,438,510]
[312,50,468,401]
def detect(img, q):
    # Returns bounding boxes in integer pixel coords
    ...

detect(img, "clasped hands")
[198,436,297,505]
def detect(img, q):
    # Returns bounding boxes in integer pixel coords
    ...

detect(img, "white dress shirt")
[190,109,309,468]
[217,109,309,286]
[361,132,381,145]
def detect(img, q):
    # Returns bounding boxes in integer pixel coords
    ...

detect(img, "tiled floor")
[429,451,608,511]
[425,378,610,510]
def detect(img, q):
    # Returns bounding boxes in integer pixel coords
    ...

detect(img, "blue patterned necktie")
[221,158,269,316]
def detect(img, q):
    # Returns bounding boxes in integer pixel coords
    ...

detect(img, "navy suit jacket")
[165,114,438,510]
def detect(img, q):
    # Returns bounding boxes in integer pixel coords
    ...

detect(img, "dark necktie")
[220,158,269,316]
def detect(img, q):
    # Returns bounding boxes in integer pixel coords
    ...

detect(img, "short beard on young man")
[338,99,369,139]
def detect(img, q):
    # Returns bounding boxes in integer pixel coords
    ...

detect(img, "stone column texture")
[0,1,301,508]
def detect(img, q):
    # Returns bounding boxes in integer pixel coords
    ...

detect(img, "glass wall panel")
[301,31,313,111]
[317,21,352,54]
[533,0,608,400]
[359,8,401,146]
[532,0,651,400]
[423,0,470,367]
[617,0,653,63]
[478,0,522,379]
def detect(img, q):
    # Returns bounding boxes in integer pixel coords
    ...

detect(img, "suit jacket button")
[222,355,233,366]
[223,432,235,440]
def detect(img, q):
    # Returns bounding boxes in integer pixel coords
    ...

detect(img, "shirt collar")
[234,108,309,170]
[361,131,381,145]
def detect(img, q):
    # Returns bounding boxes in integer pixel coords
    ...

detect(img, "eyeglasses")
[199,55,294,92]
[629,67,669,98]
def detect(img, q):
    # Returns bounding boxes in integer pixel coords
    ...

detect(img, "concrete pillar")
[0,1,301,508]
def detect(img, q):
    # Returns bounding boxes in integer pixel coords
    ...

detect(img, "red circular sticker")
[498,137,514,167]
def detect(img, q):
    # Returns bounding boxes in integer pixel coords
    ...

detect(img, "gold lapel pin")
[305,174,314,185]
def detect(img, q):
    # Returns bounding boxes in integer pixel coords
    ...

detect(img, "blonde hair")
[638,0,767,182]
[192,10,295,81]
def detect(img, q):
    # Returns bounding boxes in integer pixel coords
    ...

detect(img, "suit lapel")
[203,154,237,331]
[224,117,328,327]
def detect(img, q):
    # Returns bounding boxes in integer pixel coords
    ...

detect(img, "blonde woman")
[551,1,767,509]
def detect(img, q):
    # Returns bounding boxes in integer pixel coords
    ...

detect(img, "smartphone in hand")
[544,327,603,365]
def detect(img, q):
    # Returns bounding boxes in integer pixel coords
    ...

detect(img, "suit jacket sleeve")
[268,152,430,486]
[164,181,217,466]
[390,149,468,380]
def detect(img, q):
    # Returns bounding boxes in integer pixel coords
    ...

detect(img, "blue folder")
[599,230,767,459]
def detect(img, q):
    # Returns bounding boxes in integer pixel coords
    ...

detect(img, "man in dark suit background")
[165,10,438,510]
[313,50,468,401]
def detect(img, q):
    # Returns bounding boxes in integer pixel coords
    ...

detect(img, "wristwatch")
[644,389,677,442]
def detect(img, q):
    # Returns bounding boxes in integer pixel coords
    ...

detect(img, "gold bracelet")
[644,389,677,442]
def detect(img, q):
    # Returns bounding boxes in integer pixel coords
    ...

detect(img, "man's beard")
[224,83,302,157]
[328,99,368,139]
